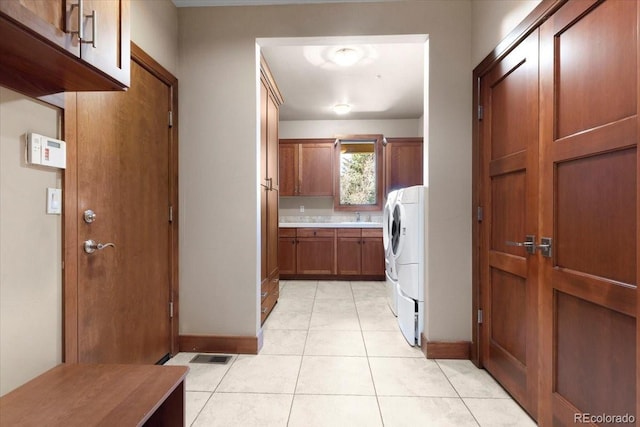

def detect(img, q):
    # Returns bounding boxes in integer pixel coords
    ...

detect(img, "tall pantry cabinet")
[260,56,283,325]
[473,0,639,424]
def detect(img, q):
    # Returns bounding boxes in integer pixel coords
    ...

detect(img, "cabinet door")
[279,144,297,196]
[0,0,77,53]
[297,238,335,275]
[385,138,423,194]
[278,236,297,275]
[337,237,362,275]
[79,0,130,87]
[299,143,334,196]
[361,236,384,276]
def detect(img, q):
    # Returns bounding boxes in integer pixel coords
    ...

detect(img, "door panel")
[76,57,171,364]
[480,29,539,418]
[539,1,638,425]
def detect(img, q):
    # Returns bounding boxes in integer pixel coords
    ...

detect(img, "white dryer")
[391,185,427,346]
[383,190,399,316]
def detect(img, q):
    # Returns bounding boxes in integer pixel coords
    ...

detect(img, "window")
[334,135,383,211]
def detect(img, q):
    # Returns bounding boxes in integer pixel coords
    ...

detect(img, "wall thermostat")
[26,132,66,169]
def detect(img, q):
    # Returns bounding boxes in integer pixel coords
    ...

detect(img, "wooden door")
[337,229,362,275]
[299,143,334,196]
[479,30,539,418]
[538,1,638,424]
[361,230,384,276]
[260,81,268,288]
[73,50,174,364]
[278,236,297,276]
[384,138,423,194]
[279,143,297,196]
[266,90,280,282]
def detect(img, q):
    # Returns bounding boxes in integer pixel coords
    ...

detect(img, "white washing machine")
[391,185,427,346]
[383,190,399,316]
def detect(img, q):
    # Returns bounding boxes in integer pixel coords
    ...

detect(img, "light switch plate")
[47,188,62,215]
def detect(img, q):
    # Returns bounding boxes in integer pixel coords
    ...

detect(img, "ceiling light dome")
[332,103,352,115]
[331,47,362,67]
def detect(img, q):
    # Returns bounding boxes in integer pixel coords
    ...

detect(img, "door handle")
[84,239,116,254]
[506,235,536,254]
[505,235,552,257]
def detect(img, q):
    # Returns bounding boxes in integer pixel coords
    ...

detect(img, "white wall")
[178,0,473,341]
[471,0,541,67]
[0,0,179,395]
[130,0,179,74]
[0,88,62,396]
[280,118,421,139]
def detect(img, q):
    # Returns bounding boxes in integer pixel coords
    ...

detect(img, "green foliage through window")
[339,143,376,205]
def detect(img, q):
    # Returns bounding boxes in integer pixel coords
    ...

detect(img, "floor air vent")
[189,354,232,364]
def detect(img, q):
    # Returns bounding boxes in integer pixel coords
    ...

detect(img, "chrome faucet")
[356,212,361,222]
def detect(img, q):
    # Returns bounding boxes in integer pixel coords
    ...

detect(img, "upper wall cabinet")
[279,139,335,197]
[0,0,130,98]
[384,137,423,194]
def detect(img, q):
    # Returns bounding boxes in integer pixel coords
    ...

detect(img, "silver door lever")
[84,239,116,254]
[506,235,536,254]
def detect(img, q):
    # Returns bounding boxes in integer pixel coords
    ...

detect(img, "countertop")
[279,222,382,229]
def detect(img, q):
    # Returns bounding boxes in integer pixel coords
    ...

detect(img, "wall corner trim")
[423,338,471,360]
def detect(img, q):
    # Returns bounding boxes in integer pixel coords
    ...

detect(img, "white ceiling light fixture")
[330,47,362,66]
[332,103,352,115]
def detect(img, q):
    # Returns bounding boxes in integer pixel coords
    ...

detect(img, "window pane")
[339,142,376,205]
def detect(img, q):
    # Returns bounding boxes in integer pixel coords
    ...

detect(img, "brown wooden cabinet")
[260,56,282,324]
[384,137,423,194]
[278,228,297,276]
[337,228,384,276]
[0,0,130,98]
[337,229,362,275]
[279,139,334,196]
[280,227,384,279]
[361,229,385,276]
[296,228,336,275]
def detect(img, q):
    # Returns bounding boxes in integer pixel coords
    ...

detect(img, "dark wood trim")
[471,0,566,370]
[279,138,336,145]
[63,43,180,362]
[179,335,259,355]
[424,340,471,360]
[63,92,79,363]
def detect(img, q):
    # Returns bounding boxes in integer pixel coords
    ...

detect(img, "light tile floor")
[166,280,537,426]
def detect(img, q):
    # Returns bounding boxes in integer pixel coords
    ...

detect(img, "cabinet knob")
[313,231,316,236]
[292,239,295,244]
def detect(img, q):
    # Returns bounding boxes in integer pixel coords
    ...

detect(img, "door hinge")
[169,302,174,318]
[478,105,484,121]
[168,111,173,128]
[169,205,173,223]
[477,309,483,324]
[477,206,483,222]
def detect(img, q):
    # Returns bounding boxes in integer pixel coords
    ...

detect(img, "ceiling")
[173,1,425,121]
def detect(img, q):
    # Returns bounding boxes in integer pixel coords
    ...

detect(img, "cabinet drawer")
[362,229,383,238]
[279,228,296,238]
[337,228,361,238]
[297,228,335,238]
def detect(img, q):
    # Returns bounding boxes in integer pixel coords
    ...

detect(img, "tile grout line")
[352,281,387,427]
[434,359,482,427]
[285,280,317,427]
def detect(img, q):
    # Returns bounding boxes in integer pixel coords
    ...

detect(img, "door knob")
[84,239,116,254]
[83,209,96,223]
